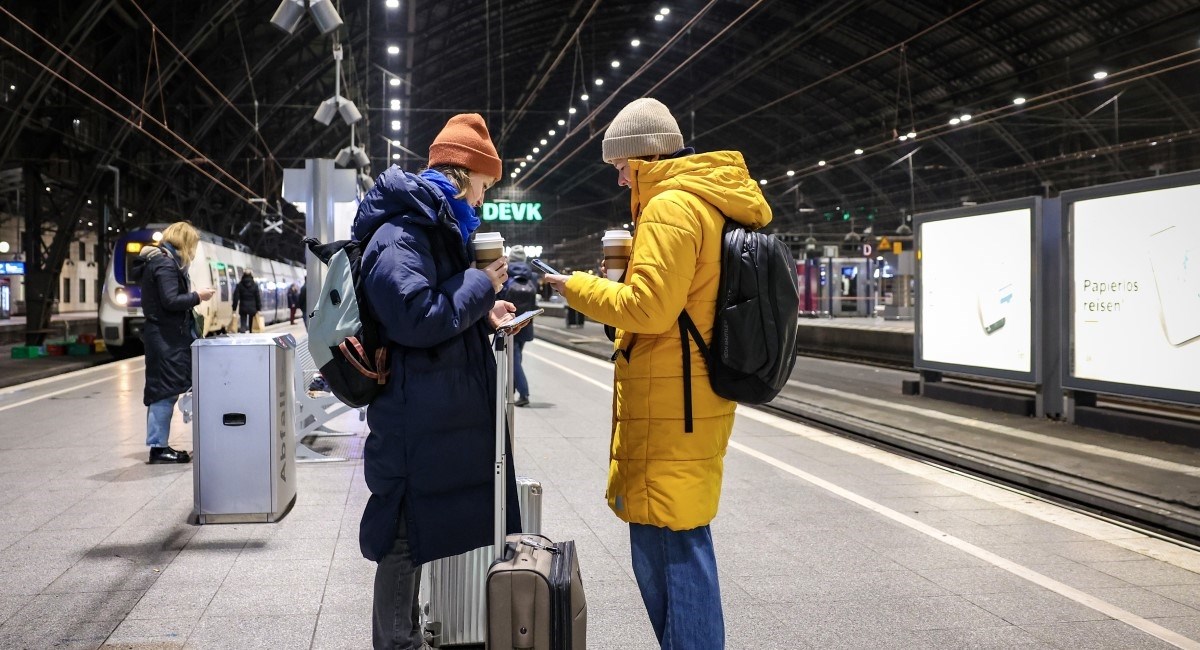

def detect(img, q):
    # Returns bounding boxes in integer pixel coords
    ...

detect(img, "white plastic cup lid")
[474,232,504,246]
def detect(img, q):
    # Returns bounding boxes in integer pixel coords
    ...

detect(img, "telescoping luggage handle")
[493,330,516,558]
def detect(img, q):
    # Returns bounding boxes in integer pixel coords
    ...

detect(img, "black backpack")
[303,233,388,408]
[678,220,799,431]
[503,274,538,315]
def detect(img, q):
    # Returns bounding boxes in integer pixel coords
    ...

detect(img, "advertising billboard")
[916,199,1038,381]
[1064,174,1200,403]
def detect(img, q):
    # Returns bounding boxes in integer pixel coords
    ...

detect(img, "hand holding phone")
[530,258,560,275]
[498,308,543,333]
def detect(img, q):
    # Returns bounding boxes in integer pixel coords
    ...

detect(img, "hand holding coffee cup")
[602,229,633,281]
[483,257,508,293]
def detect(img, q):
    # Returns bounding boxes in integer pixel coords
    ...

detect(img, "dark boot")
[149,446,191,464]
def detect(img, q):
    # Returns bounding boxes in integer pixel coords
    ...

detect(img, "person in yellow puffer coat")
[542,98,771,650]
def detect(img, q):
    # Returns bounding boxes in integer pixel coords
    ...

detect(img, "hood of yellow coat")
[627,151,772,230]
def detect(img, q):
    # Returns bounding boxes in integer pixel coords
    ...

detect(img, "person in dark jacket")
[354,113,524,650]
[231,269,261,332]
[286,283,300,324]
[499,245,538,406]
[129,221,215,464]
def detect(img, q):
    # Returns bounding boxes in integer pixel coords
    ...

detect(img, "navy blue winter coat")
[352,166,522,565]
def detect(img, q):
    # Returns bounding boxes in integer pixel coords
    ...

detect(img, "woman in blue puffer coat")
[353,113,524,650]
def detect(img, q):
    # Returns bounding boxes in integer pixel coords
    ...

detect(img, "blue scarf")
[419,169,480,245]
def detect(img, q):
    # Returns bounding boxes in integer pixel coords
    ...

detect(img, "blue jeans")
[629,523,724,649]
[146,395,179,448]
[513,339,529,399]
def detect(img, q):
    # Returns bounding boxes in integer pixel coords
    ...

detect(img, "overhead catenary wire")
[497,0,603,144]
[782,46,1200,185]
[0,7,263,205]
[125,0,277,160]
[693,0,991,142]
[0,34,263,209]
[518,0,721,190]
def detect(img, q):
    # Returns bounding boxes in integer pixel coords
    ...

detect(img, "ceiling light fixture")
[654,14,664,22]
[387,45,400,55]
[533,147,540,153]
[548,130,556,136]
[313,45,360,125]
[389,78,401,87]
[594,78,604,86]
[269,0,343,35]
[660,7,670,15]
[580,93,589,101]
[611,60,620,68]
[390,99,401,110]
[1013,97,1026,105]
[386,0,400,7]
[391,120,401,130]
[960,114,972,122]
[786,170,795,176]
[335,144,370,169]
[631,39,640,47]
[557,119,565,126]
[526,155,533,160]
[568,107,577,114]
[906,131,916,139]
[854,148,863,155]
[1093,70,1108,80]
[540,139,548,145]
[818,160,826,166]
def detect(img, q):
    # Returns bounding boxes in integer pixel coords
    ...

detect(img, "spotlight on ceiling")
[335,145,370,169]
[308,0,344,35]
[313,97,339,125]
[314,96,361,126]
[338,98,363,125]
[269,0,342,35]
[269,0,306,33]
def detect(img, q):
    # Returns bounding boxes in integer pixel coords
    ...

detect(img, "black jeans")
[373,514,424,649]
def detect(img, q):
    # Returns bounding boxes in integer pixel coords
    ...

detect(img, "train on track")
[99,225,303,357]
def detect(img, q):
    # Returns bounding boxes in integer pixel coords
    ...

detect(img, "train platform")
[1,324,1199,649]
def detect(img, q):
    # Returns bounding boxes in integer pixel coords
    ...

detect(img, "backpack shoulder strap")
[677,310,709,434]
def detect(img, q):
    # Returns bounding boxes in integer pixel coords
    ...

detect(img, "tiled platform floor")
[0,339,1197,649]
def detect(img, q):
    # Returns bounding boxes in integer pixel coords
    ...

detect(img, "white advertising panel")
[1071,184,1200,394]
[920,209,1033,373]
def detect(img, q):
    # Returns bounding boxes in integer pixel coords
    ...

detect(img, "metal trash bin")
[192,333,298,523]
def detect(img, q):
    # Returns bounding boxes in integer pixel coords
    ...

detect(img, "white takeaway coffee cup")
[602,229,633,281]
[473,232,505,269]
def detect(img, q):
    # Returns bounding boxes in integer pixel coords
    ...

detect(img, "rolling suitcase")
[423,477,542,646]
[421,329,545,647]
[486,331,587,649]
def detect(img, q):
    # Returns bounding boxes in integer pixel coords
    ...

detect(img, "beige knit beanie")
[602,98,684,163]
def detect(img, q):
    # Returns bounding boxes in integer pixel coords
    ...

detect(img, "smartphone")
[978,283,1014,335]
[499,308,544,333]
[529,258,560,275]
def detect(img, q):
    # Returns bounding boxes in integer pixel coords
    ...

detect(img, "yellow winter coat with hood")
[562,150,772,530]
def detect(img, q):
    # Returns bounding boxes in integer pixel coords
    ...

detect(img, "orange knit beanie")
[428,114,502,179]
